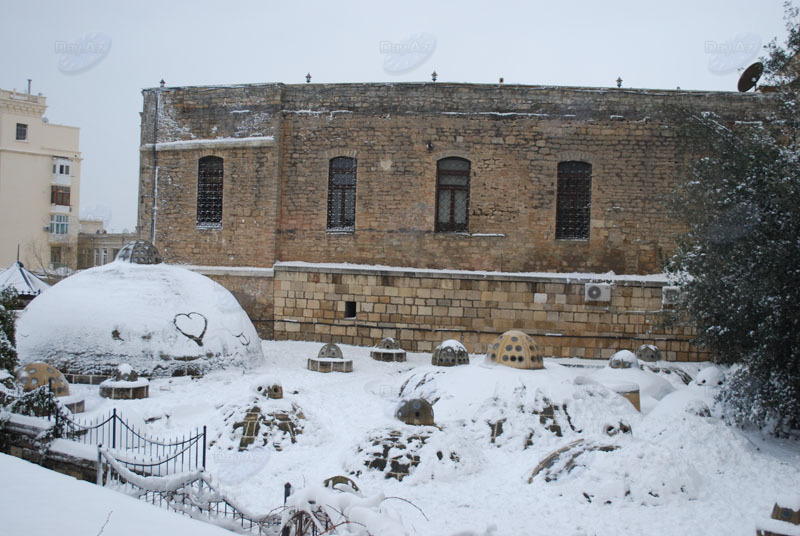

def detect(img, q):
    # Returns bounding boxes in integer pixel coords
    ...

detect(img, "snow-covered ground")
[47,340,800,536]
[0,452,233,536]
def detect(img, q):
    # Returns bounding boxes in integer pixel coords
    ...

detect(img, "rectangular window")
[50,214,68,235]
[94,248,100,266]
[102,248,108,264]
[16,123,27,141]
[50,186,70,206]
[50,247,62,266]
[435,157,470,232]
[344,301,357,318]
[197,156,223,227]
[556,161,592,240]
[112,248,120,259]
[327,157,357,231]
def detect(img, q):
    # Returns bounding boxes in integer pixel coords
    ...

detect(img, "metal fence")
[98,448,284,535]
[56,405,206,475]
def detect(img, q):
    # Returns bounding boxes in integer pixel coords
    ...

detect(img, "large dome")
[17,260,264,376]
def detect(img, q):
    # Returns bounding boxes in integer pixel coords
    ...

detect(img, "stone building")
[138,82,767,360]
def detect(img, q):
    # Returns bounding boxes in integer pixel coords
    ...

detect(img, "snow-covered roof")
[16,260,263,376]
[0,262,49,296]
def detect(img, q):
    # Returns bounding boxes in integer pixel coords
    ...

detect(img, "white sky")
[0,0,789,231]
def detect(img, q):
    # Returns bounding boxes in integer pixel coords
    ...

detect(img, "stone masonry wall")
[138,83,768,274]
[272,264,702,361]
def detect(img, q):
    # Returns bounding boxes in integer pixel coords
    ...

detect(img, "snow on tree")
[668,5,800,435]
[0,288,18,375]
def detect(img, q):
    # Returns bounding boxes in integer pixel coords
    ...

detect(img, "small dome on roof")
[15,362,70,396]
[115,240,162,264]
[487,330,544,369]
[432,339,469,367]
[318,343,344,359]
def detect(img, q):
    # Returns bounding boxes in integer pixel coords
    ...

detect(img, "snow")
[143,135,275,151]
[0,261,50,296]
[0,453,233,536]
[100,378,150,388]
[4,339,799,535]
[275,260,672,283]
[16,260,263,376]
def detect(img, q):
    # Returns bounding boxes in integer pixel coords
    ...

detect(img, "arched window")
[327,156,357,231]
[197,156,223,228]
[435,157,470,232]
[556,161,592,240]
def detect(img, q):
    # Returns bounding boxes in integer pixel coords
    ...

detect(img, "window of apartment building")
[51,185,70,206]
[94,248,100,266]
[102,248,108,265]
[112,248,120,259]
[52,162,71,176]
[327,156,357,231]
[50,247,61,266]
[50,214,69,235]
[435,157,470,232]
[197,156,223,228]
[555,161,592,240]
[16,123,27,141]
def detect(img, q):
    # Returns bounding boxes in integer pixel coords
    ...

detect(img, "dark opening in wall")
[344,301,357,318]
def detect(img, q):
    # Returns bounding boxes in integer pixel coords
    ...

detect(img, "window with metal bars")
[555,161,592,240]
[197,156,223,228]
[435,157,470,232]
[51,185,70,206]
[16,123,27,141]
[327,156,357,231]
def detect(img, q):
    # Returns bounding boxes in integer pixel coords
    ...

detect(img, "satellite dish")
[737,62,764,92]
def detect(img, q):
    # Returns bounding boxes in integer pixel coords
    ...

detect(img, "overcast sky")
[0,0,789,231]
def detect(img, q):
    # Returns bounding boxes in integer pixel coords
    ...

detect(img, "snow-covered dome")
[486,330,543,369]
[16,260,263,376]
[432,339,469,367]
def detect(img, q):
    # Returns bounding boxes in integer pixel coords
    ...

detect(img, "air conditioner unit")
[585,282,611,302]
[662,286,682,306]
[43,226,51,232]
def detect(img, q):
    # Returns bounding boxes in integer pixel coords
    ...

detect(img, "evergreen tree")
[668,4,800,435]
[0,288,18,375]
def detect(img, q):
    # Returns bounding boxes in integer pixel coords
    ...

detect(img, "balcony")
[51,173,71,186]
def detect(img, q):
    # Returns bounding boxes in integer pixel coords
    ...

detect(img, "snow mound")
[16,261,263,376]
[695,365,725,387]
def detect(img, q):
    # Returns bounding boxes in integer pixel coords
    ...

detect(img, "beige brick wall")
[272,264,704,362]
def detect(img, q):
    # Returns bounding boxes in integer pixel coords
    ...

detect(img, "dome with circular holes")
[115,240,162,264]
[431,340,469,367]
[16,257,263,376]
[395,398,435,426]
[486,331,543,370]
[15,362,70,396]
[252,376,284,399]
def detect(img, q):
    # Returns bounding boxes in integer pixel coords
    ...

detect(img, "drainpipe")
[150,88,160,243]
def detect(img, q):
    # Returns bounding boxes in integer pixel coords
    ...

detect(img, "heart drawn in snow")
[173,312,207,347]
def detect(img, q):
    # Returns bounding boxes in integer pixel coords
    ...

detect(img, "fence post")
[112,409,116,449]
[202,425,207,470]
[96,445,103,486]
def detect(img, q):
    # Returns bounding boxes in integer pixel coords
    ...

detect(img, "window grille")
[197,156,223,227]
[16,123,27,141]
[435,157,470,232]
[327,157,357,231]
[556,161,592,240]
